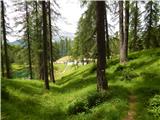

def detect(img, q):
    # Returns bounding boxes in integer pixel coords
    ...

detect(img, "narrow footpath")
[124,95,137,120]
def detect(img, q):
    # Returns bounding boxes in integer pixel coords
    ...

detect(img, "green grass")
[11,64,29,78]
[1,48,160,120]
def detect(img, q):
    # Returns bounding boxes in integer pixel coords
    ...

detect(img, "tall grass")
[2,48,160,120]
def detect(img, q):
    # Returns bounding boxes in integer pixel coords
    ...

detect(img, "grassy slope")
[1,48,160,120]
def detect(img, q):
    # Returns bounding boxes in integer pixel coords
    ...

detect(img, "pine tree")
[48,1,55,83]
[72,2,96,61]
[119,1,129,63]
[129,1,142,51]
[25,1,33,79]
[144,0,160,48]
[1,1,11,78]
[96,1,108,92]
[119,1,125,63]
[34,1,44,80]
[42,1,49,89]
[124,1,129,60]
[104,2,110,59]
[1,35,5,77]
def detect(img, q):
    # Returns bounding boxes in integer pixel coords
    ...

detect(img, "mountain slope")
[1,48,160,120]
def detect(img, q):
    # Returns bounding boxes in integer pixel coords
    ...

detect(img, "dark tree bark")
[132,1,138,51]
[25,2,33,79]
[104,3,110,59]
[145,1,152,49]
[34,1,44,80]
[48,1,55,83]
[96,1,108,92]
[119,1,127,64]
[35,1,41,79]
[42,1,49,89]
[1,40,5,77]
[124,1,129,60]
[1,1,11,78]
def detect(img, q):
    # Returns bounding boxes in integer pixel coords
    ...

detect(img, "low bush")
[67,100,88,115]
[107,58,119,66]
[67,92,110,115]
[140,72,158,79]
[114,64,126,72]
[148,95,160,119]
[87,92,110,108]
[121,68,138,81]
[1,82,10,100]
[114,64,138,81]
[1,87,9,100]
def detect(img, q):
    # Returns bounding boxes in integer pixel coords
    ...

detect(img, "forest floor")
[1,48,160,120]
[124,93,137,120]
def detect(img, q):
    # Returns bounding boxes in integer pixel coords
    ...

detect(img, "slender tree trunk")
[39,2,44,80]
[35,1,40,79]
[119,1,127,64]
[124,1,129,60]
[104,3,110,59]
[25,2,33,79]
[133,1,138,51]
[35,1,43,80]
[1,40,5,77]
[1,55,5,77]
[40,53,44,80]
[1,1,11,78]
[39,21,44,80]
[42,1,49,89]
[146,1,152,49]
[48,1,55,83]
[96,1,108,92]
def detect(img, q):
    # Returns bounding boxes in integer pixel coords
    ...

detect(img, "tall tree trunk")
[48,1,55,83]
[119,1,127,64]
[1,40,5,77]
[104,3,110,59]
[1,1,11,78]
[25,2,33,79]
[133,1,138,51]
[35,1,43,80]
[42,1,49,89]
[35,1,40,79]
[96,1,108,92]
[146,1,152,49]
[124,1,129,60]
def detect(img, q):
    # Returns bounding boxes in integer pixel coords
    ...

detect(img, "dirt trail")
[124,95,137,120]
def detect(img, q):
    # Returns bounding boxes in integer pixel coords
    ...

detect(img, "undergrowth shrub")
[148,95,160,119]
[67,92,110,115]
[1,86,9,100]
[107,58,119,66]
[114,64,138,81]
[67,100,88,115]
[140,72,158,79]
[89,64,97,74]
[136,87,160,98]
[129,62,138,69]
[114,64,126,72]
[128,55,139,60]
[87,92,110,108]
[121,68,138,81]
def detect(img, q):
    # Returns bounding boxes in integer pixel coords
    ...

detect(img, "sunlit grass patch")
[2,48,160,120]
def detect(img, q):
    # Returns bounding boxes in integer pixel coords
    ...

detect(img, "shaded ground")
[124,95,137,120]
